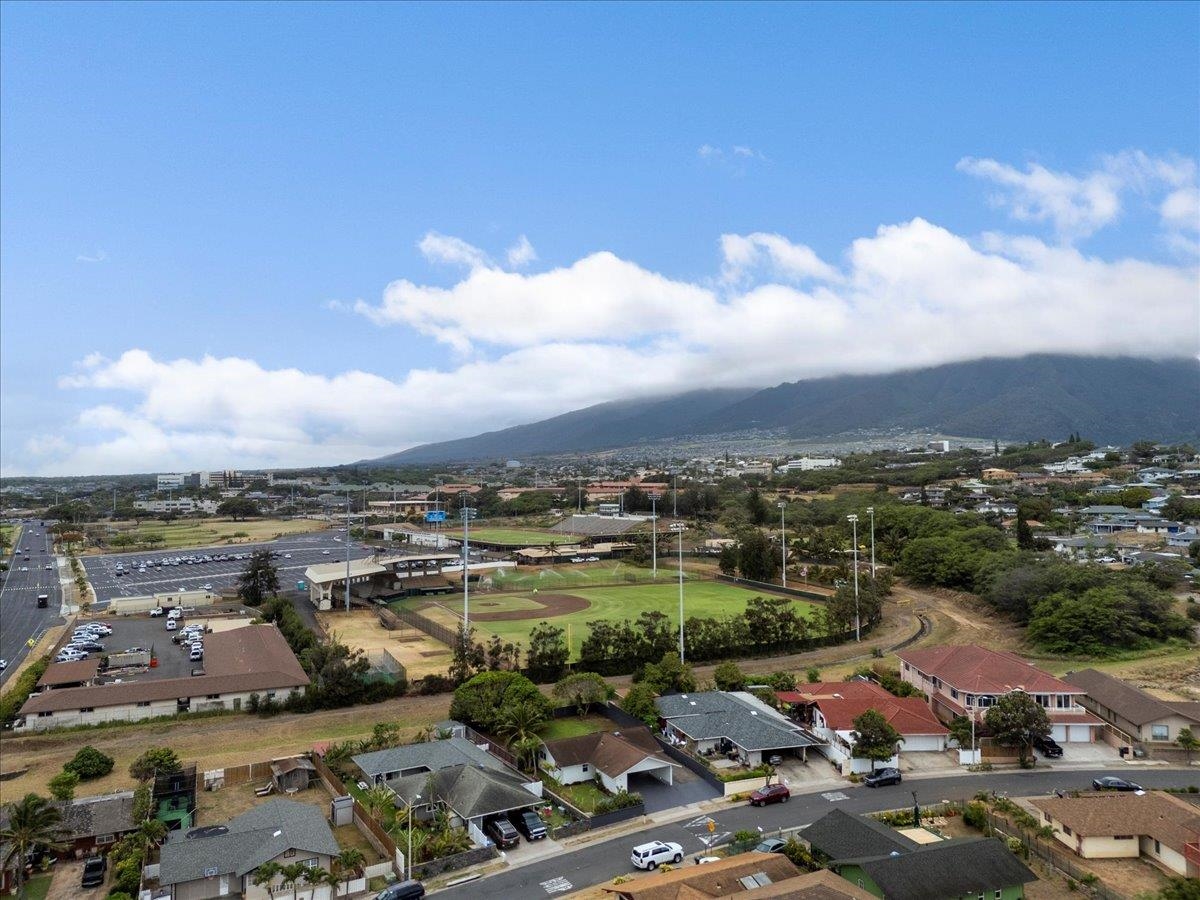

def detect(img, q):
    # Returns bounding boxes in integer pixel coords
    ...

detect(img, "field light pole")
[847,514,860,641]
[672,473,678,517]
[651,494,658,578]
[671,522,686,661]
[777,501,787,589]
[461,499,476,632]
[866,506,876,579]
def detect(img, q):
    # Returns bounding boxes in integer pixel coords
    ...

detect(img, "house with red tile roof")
[778,682,949,775]
[896,645,1102,743]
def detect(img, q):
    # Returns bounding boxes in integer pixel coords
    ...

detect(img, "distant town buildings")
[782,457,842,472]
[156,470,245,491]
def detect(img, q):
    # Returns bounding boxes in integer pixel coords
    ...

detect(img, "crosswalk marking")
[541,876,572,894]
[821,791,849,802]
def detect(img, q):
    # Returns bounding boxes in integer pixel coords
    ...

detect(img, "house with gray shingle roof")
[352,736,504,785]
[655,691,822,766]
[832,837,1036,900]
[387,763,543,833]
[157,799,339,899]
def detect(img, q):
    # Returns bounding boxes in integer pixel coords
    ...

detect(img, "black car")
[1033,734,1063,758]
[1092,776,1143,792]
[374,881,425,900]
[508,808,548,840]
[863,767,902,787]
[81,855,107,888]
[68,641,105,653]
[484,817,520,849]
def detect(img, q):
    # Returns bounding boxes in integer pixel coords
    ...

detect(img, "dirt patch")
[316,608,451,678]
[470,592,589,621]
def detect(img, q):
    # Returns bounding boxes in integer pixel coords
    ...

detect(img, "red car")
[749,783,790,806]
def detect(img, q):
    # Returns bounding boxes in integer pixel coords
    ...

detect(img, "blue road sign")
[425,510,448,523]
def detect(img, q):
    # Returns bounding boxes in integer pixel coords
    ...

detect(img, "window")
[1056,695,1069,709]
[1063,826,1072,836]
[581,764,589,772]
[97,834,115,845]
[1151,724,1169,741]
[995,892,1003,899]
[206,694,221,700]
[136,701,151,708]
[79,707,94,713]
[283,849,296,858]
[37,711,52,718]
[302,858,319,868]
[1035,694,1049,707]
[1154,840,1161,855]
[950,688,959,700]
[1114,835,1134,840]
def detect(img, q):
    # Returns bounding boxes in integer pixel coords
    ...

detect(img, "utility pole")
[344,494,352,612]
[673,472,678,517]
[651,494,658,578]
[777,500,787,589]
[867,506,876,579]
[847,514,860,641]
[671,522,686,661]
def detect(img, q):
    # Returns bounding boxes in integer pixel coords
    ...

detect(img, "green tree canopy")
[237,549,280,607]
[552,672,610,716]
[850,709,903,771]
[129,746,182,782]
[64,745,115,780]
[448,670,550,734]
[984,691,1050,764]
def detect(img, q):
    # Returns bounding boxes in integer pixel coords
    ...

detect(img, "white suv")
[630,841,683,870]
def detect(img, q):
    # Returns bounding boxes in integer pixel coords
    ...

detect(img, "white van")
[630,841,683,870]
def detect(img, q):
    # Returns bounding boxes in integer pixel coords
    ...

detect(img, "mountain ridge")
[363,355,1200,465]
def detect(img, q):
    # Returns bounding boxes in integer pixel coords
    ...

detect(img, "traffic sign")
[425,510,447,523]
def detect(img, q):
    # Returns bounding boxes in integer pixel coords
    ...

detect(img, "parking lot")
[82,530,375,605]
[56,614,254,679]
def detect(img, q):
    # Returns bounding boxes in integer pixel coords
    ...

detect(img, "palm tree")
[277,862,310,899]
[498,700,548,771]
[301,865,331,892]
[332,848,366,894]
[362,784,395,822]
[251,861,281,899]
[129,818,168,859]
[0,794,65,894]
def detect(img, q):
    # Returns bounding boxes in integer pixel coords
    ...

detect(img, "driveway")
[629,766,720,813]
[45,859,106,900]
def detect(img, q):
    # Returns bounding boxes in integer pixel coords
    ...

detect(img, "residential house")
[1167,528,1199,549]
[1063,668,1200,753]
[778,683,948,775]
[157,799,340,899]
[896,645,1102,743]
[16,626,310,731]
[539,726,679,792]
[386,763,543,846]
[1031,791,1200,878]
[600,852,854,899]
[981,468,1019,482]
[0,792,136,861]
[830,836,1037,899]
[798,808,920,861]
[352,736,505,786]
[655,691,822,766]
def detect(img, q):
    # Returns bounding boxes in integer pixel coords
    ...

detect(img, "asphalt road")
[433,768,1197,899]
[0,519,65,685]
[82,530,377,604]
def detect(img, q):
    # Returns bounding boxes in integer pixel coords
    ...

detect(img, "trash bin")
[1119,746,1129,758]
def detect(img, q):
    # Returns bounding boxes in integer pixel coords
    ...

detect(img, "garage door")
[1050,725,1068,742]
[903,735,944,752]
[1067,725,1092,743]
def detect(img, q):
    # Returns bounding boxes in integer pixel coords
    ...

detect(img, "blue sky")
[2,1,1197,475]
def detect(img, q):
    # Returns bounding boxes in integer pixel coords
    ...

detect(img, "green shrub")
[0,655,50,723]
[65,746,116,779]
[592,790,642,815]
[963,802,989,830]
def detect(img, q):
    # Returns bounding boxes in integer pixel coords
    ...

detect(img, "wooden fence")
[985,809,1128,900]
[310,753,400,864]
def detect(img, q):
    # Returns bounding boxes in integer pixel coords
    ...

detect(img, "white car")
[631,841,683,870]
[166,619,178,631]
[202,584,212,591]
[189,646,204,661]
[149,607,165,617]
[56,649,87,662]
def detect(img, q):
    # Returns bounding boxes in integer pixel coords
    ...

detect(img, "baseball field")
[393,579,820,659]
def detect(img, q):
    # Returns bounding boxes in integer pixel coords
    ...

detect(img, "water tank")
[331,794,354,826]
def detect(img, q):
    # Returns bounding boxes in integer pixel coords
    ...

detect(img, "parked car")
[1092,776,1143,792]
[748,783,790,806]
[56,650,87,663]
[753,838,787,854]
[630,840,683,870]
[81,855,107,887]
[189,646,204,661]
[166,619,178,631]
[149,607,165,617]
[863,767,902,787]
[0,659,8,670]
[68,641,105,653]
[484,817,520,849]
[508,808,547,841]
[1033,734,1063,758]
[373,882,425,900]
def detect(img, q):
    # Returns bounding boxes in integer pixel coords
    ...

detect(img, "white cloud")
[76,250,108,263]
[506,235,538,268]
[958,151,1200,245]
[698,144,767,169]
[28,211,1197,476]
[719,232,839,284]
[417,231,490,269]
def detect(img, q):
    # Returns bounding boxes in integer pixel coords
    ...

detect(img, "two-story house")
[896,645,1102,744]
[1064,668,1200,754]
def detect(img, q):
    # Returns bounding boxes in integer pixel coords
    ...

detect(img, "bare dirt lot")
[0,693,451,804]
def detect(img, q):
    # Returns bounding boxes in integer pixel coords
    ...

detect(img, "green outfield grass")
[396,579,820,659]
[445,527,560,545]
[489,561,691,591]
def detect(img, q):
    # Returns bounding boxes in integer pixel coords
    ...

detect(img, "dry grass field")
[317,608,452,679]
[85,517,329,553]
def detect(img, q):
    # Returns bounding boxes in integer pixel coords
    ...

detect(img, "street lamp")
[344,494,352,612]
[847,514,861,642]
[671,522,686,661]
[777,501,787,589]
[866,506,876,579]
[406,793,422,881]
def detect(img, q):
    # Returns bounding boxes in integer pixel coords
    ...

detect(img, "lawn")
[20,875,51,900]
[400,580,820,659]
[490,561,691,591]
[1,523,22,549]
[444,527,559,546]
[100,517,327,551]
[537,714,611,741]
[548,779,609,813]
